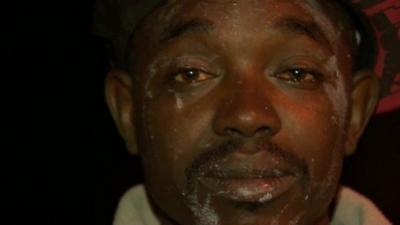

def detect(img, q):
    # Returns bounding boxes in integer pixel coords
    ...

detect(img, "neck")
[149,198,180,225]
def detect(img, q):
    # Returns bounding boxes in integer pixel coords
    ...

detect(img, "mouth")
[186,140,306,204]
[197,170,299,203]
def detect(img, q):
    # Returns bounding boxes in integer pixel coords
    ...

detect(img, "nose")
[213,79,281,138]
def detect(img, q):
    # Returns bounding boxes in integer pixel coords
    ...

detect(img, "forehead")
[139,0,345,49]
[151,0,338,25]
[130,0,352,71]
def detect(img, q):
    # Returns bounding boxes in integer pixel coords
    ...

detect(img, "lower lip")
[198,176,297,203]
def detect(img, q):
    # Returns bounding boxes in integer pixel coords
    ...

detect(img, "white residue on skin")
[319,53,348,201]
[299,0,341,45]
[175,93,184,110]
[258,192,273,203]
[288,211,306,225]
[315,56,348,211]
[155,0,183,26]
[270,203,288,225]
[145,60,158,100]
[324,56,339,77]
[273,169,282,176]
[297,0,349,124]
[186,188,220,225]
[235,186,255,199]
[146,56,172,100]
[323,56,347,124]
[146,90,154,99]
[355,30,361,46]
[270,181,308,225]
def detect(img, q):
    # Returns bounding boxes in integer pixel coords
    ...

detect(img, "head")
[103,0,379,224]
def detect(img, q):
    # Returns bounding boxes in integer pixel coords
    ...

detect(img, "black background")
[6,0,399,224]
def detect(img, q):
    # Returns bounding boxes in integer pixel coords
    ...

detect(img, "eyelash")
[273,67,323,87]
[170,68,216,83]
[167,65,323,88]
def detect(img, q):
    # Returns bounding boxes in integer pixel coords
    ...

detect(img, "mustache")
[184,138,309,193]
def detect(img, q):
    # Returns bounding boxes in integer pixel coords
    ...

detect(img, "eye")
[173,69,215,83]
[274,68,320,87]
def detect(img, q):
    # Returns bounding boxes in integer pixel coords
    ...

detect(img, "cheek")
[277,89,347,181]
[275,88,347,219]
[140,92,216,192]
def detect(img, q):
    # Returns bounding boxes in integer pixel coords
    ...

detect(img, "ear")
[105,69,138,155]
[345,70,379,155]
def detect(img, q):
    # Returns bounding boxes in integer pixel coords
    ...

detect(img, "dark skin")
[106,0,379,224]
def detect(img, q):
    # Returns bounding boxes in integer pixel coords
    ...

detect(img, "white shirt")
[113,185,392,225]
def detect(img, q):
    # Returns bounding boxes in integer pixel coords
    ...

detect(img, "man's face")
[129,0,354,224]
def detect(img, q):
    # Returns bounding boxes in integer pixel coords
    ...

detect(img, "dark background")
[7,0,399,224]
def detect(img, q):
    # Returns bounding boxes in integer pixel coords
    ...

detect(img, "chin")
[180,182,333,225]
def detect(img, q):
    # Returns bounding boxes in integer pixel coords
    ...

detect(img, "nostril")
[224,127,243,136]
[223,126,274,137]
[254,126,274,136]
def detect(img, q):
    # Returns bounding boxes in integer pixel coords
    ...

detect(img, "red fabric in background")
[353,0,400,113]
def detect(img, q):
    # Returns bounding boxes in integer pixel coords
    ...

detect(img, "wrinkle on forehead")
[153,0,342,42]
[295,0,341,42]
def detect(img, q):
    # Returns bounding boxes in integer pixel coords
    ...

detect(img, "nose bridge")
[213,73,281,138]
[234,76,266,112]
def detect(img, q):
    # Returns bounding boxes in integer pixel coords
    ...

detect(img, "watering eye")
[274,68,321,88]
[173,69,215,83]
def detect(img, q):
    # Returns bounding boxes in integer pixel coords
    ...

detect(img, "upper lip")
[203,168,296,180]
[195,154,304,183]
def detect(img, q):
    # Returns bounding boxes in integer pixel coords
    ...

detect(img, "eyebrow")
[274,17,330,47]
[160,18,214,42]
[159,17,330,49]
